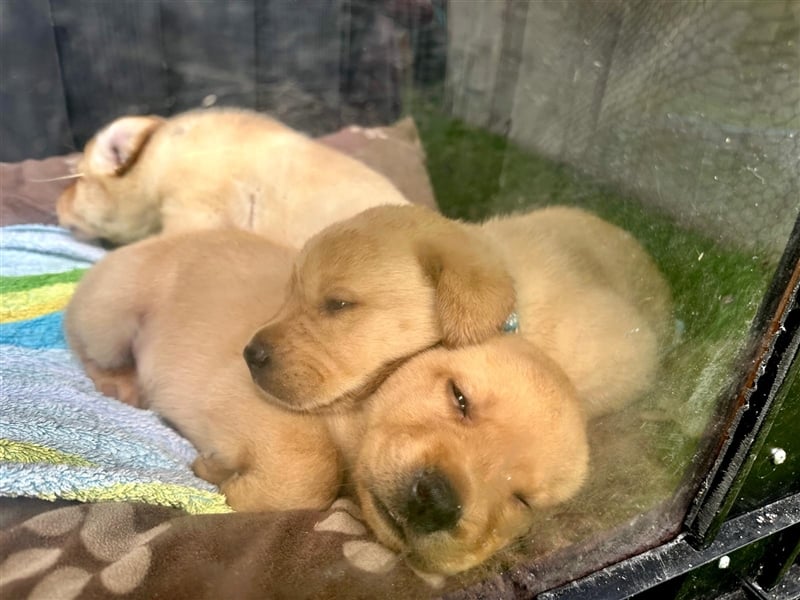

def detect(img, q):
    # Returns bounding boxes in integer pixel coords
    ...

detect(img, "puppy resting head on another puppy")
[353,336,589,575]
[245,205,516,411]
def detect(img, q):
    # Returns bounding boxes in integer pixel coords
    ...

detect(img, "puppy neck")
[323,407,370,471]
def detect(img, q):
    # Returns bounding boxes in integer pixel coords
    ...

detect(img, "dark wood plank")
[339,4,403,129]
[159,0,256,113]
[0,0,73,161]
[50,0,169,148]
[255,0,343,135]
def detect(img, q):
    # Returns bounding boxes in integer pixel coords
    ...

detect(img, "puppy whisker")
[29,172,84,183]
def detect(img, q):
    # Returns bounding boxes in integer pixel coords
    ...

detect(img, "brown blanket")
[0,498,452,599]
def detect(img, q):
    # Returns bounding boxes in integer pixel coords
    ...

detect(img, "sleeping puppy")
[245,205,672,418]
[64,231,339,511]
[339,336,588,575]
[64,230,588,575]
[56,108,409,248]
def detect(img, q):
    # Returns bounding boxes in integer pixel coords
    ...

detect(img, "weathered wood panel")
[50,0,170,148]
[445,1,505,128]
[0,0,73,161]
[159,0,257,112]
[448,0,800,254]
[253,0,342,134]
[1,1,440,161]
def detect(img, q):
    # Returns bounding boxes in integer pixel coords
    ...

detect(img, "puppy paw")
[85,361,141,407]
[193,453,237,485]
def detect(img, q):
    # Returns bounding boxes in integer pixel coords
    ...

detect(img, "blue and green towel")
[0,225,231,515]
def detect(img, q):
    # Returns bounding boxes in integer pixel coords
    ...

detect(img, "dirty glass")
[0,0,797,598]
[429,0,799,592]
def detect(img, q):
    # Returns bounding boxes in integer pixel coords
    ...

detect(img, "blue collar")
[501,311,520,334]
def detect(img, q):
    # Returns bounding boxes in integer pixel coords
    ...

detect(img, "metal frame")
[540,494,799,599]
[536,217,800,598]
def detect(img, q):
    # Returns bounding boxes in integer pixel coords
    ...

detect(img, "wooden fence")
[0,0,446,162]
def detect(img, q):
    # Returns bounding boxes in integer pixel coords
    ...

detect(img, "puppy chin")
[358,487,437,573]
[355,475,464,575]
[358,492,477,575]
[249,374,358,414]
[250,358,391,413]
[358,488,407,551]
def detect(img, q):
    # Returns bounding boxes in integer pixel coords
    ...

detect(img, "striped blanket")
[0,225,230,514]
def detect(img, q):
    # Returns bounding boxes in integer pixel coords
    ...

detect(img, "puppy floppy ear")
[417,231,516,347]
[88,115,164,176]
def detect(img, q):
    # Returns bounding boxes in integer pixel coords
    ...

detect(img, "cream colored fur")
[56,108,410,248]
[248,205,673,418]
[64,229,589,575]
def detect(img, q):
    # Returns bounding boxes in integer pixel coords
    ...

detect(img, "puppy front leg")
[212,433,342,512]
[218,462,340,513]
[64,251,148,404]
[84,361,141,407]
[191,406,342,511]
[192,452,237,486]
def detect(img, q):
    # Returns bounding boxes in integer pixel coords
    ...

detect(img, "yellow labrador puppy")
[340,336,588,575]
[56,108,409,248]
[246,205,672,418]
[64,230,588,575]
[64,231,338,511]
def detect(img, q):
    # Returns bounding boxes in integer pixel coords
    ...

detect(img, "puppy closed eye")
[323,298,356,314]
[449,380,469,418]
[513,493,532,511]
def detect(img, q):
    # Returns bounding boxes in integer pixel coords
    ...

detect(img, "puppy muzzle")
[243,338,272,373]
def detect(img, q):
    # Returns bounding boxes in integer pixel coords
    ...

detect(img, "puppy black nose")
[403,469,461,534]
[243,339,271,371]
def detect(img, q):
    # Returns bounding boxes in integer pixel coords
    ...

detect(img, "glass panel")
[409,0,799,591]
[1,1,797,598]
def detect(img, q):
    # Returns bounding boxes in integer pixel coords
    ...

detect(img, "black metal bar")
[742,562,800,600]
[684,213,800,545]
[539,493,800,600]
[752,525,800,591]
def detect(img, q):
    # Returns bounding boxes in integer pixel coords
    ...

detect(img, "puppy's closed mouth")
[371,490,407,542]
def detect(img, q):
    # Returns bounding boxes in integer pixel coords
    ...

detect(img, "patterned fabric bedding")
[0,226,229,515]
[0,498,450,600]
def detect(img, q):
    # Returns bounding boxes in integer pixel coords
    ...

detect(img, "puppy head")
[57,115,165,245]
[354,336,589,575]
[244,205,516,412]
